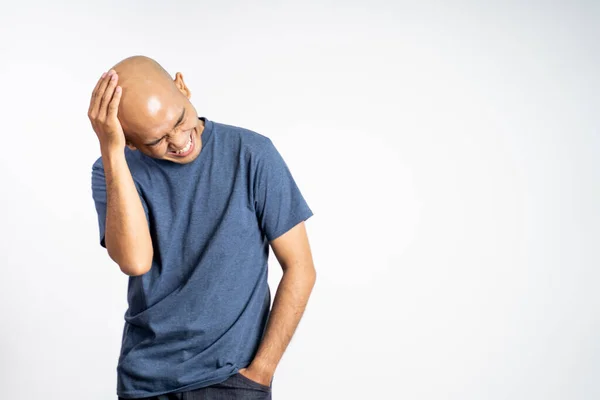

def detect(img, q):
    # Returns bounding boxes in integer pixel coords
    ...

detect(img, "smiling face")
[113,57,204,164]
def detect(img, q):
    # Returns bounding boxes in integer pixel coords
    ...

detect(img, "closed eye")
[148,137,164,146]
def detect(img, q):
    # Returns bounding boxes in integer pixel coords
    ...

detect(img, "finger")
[99,73,119,117]
[88,72,108,115]
[91,71,115,117]
[108,85,122,118]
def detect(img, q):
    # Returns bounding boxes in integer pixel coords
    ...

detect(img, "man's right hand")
[88,69,126,151]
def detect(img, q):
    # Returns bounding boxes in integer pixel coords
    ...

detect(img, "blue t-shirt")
[91,117,313,399]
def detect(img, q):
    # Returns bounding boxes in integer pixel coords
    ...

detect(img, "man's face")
[119,75,203,164]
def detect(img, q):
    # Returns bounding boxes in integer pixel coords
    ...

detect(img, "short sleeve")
[253,139,314,241]
[91,161,149,248]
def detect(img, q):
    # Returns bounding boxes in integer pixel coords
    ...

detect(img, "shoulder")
[213,121,274,155]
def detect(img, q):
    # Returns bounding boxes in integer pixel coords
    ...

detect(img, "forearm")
[102,146,153,276]
[250,265,316,376]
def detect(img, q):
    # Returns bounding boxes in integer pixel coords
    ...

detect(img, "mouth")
[167,130,195,157]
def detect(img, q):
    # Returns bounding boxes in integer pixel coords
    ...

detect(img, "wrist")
[249,358,276,377]
[100,143,125,160]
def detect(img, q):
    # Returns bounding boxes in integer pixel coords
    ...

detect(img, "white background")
[0,1,598,399]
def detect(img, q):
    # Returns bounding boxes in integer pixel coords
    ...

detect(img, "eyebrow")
[145,108,186,146]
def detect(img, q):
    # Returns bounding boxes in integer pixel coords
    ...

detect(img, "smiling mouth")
[168,131,194,157]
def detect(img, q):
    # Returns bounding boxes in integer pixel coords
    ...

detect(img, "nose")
[169,132,190,151]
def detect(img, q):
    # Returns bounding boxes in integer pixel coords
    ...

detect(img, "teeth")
[175,135,192,154]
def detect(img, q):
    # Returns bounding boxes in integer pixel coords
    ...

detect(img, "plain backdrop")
[0,1,598,399]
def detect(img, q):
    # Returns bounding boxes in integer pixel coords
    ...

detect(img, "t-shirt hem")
[116,360,255,399]
[116,370,234,399]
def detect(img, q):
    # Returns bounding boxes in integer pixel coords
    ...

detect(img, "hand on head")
[88,69,124,151]
[88,56,201,163]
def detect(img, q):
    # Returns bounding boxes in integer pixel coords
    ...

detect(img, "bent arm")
[245,221,316,383]
[102,146,153,276]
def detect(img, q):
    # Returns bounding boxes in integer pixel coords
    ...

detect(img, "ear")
[125,137,138,151]
[174,72,191,99]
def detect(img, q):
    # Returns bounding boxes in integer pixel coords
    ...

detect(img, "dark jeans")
[119,373,272,400]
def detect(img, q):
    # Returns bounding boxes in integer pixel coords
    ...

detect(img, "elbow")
[120,263,152,277]
[309,266,317,287]
[106,234,154,276]
[106,243,153,276]
[298,263,317,287]
[118,252,153,276]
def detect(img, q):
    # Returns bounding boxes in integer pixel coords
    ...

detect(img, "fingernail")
[102,72,107,78]
[108,69,115,76]
[111,73,117,80]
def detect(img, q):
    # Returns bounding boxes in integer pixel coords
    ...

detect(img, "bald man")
[89,56,316,400]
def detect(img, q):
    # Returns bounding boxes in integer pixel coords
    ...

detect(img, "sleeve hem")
[267,208,314,242]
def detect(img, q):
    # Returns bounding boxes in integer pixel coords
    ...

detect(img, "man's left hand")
[238,366,273,387]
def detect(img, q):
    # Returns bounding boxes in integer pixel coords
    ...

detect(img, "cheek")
[182,120,195,133]
[179,124,194,140]
[146,143,167,156]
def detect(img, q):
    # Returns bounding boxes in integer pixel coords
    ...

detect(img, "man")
[89,55,316,400]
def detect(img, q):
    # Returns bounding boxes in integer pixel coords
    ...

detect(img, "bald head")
[113,55,174,86]
[103,55,202,164]
[109,56,193,147]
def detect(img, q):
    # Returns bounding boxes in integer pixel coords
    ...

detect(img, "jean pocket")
[235,372,272,391]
